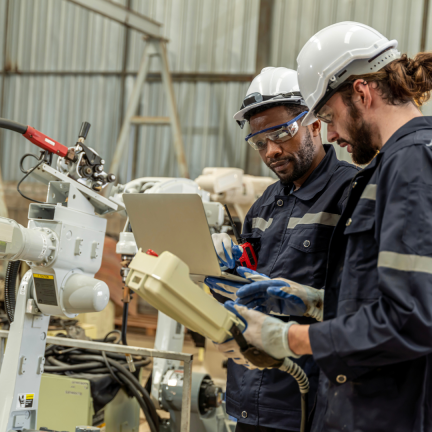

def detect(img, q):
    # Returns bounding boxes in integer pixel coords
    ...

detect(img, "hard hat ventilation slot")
[338,70,347,78]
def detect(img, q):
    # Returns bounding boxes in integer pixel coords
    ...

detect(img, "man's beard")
[267,128,315,186]
[346,103,378,165]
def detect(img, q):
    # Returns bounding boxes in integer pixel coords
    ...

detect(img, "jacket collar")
[291,144,340,201]
[260,144,340,205]
[379,116,432,159]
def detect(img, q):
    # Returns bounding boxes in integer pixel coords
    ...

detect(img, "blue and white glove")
[224,301,300,360]
[205,266,268,301]
[236,278,324,321]
[212,233,243,270]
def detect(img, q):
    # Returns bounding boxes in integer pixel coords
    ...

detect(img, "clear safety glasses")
[316,104,334,124]
[245,111,307,151]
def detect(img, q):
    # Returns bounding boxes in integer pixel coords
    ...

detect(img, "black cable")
[301,393,309,432]
[69,354,159,429]
[116,372,158,432]
[0,118,27,134]
[102,350,123,386]
[17,154,45,203]
[121,302,129,346]
[100,329,122,343]
[4,261,21,323]
[44,330,155,429]
[20,153,42,173]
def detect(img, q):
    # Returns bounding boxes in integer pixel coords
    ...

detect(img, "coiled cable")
[4,261,21,323]
[280,357,310,432]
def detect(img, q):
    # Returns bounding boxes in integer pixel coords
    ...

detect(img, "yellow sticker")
[26,394,34,400]
[33,274,54,280]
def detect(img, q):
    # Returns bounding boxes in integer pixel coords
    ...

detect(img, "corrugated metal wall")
[0,0,429,181]
[269,0,428,162]
[0,0,259,182]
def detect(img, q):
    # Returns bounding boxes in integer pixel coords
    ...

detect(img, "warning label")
[17,393,34,409]
[33,273,58,306]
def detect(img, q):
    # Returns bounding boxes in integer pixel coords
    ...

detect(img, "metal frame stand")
[0,329,193,432]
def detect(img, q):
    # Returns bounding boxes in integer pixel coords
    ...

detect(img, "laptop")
[123,194,251,284]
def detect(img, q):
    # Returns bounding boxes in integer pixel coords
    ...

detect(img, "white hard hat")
[233,67,307,128]
[297,22,401,125]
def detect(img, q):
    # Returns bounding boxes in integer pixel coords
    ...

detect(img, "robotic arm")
[0,119,118,431]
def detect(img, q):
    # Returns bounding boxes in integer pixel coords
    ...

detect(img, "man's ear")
[353,79,372,109]
[309,119,321,137]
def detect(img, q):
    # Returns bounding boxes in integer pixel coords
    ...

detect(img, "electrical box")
[37,374,93,431]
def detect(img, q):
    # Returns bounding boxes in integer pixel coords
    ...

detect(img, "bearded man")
[206,67,358,432]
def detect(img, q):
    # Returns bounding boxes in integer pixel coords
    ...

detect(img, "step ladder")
[108,37,190,184]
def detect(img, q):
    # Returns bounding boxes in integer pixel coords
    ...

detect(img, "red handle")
[23,126,68,157]
[238,242,257,271]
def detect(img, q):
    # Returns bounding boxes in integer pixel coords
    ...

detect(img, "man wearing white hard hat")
[222,22,432,432]
[205,67,358,431]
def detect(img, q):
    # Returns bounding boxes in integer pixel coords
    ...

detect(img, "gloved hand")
[224,300,300,360]
[236,278,324,321]
[213,339,255,369]
[212,233,243,270]
[205,266,269,301]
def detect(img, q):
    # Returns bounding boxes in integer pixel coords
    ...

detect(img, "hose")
[68,354,159,429]
[280,357,310,432]
[45,331,158,429]
[0,118,27,134]
[4,261,21,323]
[117,373,157,432]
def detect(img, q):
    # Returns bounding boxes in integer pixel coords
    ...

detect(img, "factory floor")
[125,329,228,431]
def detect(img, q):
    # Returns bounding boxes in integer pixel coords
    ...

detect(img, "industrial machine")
[112,177,235,432]
[109,171,276,432]
[0,118,117,431]
[194,168,275,222]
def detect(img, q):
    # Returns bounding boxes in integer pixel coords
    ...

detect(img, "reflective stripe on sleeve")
[287,212,340,229]
[361,184,377,201]
[252,217,273,232]
[378,251,432,275]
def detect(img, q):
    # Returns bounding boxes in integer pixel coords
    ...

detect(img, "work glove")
[224,301,300,361]
[236,278,324,321]
[213,339,255,369]
[205,266,268,301]
[212,233,243,270]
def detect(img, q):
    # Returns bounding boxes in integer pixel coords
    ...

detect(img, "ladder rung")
[131,116,171,125]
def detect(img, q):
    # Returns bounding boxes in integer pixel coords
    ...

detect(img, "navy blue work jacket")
[310,117,432,432]
[225,145,359,430]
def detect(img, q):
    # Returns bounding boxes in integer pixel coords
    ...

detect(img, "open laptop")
[123,194,251,284]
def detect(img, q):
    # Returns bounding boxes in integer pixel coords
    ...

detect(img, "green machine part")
[37,374,140,432]
[37,374,93,431]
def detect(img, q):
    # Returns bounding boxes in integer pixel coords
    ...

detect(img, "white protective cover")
[297,21,400,125]
[233,67,304,121]
[126,251,244,343]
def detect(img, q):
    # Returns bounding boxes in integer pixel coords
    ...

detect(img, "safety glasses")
[316,104,334,124]
[245,111,307,151]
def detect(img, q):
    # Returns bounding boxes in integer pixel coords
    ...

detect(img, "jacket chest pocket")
[341,200,379,301]
[288,226,333,253]
[286,227,333,288]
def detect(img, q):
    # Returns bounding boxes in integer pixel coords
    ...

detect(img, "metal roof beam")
[67,0,162,38]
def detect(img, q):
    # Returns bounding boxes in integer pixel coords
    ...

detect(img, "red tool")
[223,205,258,271]
[23,126,68,157]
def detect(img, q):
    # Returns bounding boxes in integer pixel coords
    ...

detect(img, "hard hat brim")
[233,97,306,122]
